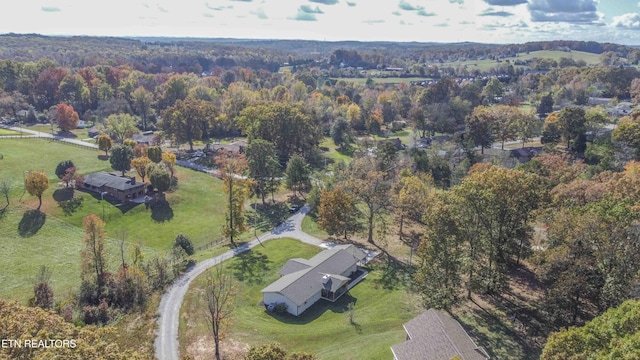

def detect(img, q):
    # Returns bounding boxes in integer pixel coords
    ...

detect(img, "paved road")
[0,125,98,149]
[154,206,325,360]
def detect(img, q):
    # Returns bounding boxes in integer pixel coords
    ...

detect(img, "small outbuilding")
[261,244,367,316]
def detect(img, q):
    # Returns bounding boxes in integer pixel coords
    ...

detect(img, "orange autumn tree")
[56,103,80,131]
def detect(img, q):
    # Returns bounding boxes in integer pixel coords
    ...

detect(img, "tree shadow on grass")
[18,209,46,237]
[251,202,289,230]
[53,188,74,202]
[97,155,109,161]
[266,292,359,325]
[336,145,355,157]
[80,190,140,214]
[232,250,270,284]
[150,198,174,222]
[0,207,6,220]
[371,254,408,290]
[456,301,532,360]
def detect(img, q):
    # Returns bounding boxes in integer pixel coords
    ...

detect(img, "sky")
[2,0,640,44]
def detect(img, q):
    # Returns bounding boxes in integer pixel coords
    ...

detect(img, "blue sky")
[2,0,640,44]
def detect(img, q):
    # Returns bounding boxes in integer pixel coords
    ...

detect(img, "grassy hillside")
[0,138,232,303]
[436,50,602,72]
[0,206,161,302]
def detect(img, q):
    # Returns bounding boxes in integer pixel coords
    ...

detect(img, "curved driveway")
[154,206,325,360]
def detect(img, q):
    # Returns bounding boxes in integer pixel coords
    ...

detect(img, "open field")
[0,138,236,303]
[0,138,109,190]
[179,238,423,360]
[25,123,92,139]
[436,50,603,72]
[0,128,24,135]
[0,138,230,249]
[332,77,433,85]
[0,206,162,302]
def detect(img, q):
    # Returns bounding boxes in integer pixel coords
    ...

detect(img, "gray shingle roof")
[84,172,145,191]
[261,244,366,307]
[279,259,312,276]
[391,309,490,360]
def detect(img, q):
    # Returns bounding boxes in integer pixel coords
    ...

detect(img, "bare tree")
[0,179,10,208]
[204,265,235,360]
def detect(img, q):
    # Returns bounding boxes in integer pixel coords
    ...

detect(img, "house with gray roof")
[391,309,490,360]
[82,172,146,203]
[261,244,367,316]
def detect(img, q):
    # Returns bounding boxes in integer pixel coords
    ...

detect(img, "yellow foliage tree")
[0,298,150,359]
[130,156,151,182]
[25,171,49,211]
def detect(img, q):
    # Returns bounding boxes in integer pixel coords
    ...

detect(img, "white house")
[261,244,367,316]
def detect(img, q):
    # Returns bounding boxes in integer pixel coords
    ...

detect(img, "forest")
[2,34,640,359]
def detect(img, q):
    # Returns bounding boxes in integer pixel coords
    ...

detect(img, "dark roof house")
[132,131,155,145]
[83,172,146,203]
[261,244,367,316]
[391,309,490,360]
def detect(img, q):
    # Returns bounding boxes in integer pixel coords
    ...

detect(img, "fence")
[194,238,227,252]
[0,134,98,150]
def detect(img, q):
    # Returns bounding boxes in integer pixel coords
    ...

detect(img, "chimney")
[130,176,136,185]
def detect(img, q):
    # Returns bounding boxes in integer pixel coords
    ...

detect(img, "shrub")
[274,302,288,314]
[82,300,110,325]
[173,233,195,256]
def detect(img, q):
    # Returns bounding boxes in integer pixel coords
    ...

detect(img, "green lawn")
[0,206,161,302]
[301,215,329,239]
[436,50,602,72]
[0,138,109,189]
[0,128,24,135]
[0,138,235,303]
[332,77,433,85]
[319,137,354,164]
[24,123,92,139]
[179,238,422,360]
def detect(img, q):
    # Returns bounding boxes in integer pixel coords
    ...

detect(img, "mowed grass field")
[0,206,161,302]
[0,138,230,302]
[179,238,422,360]
[436,50,602,72]
[0,128,24,135]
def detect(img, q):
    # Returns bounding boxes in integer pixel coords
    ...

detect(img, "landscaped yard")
[179,238,423,360]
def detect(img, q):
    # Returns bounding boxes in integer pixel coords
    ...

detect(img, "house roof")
[84,172,145,191]
[391,309,490,360]
[132,133,155,144]
[279,259,313,276]
[322,274,350,293]
[261,244,366,307]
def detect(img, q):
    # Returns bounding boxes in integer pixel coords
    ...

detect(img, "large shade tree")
[245,139,280,205]
[109,145,134,176]
[238,102,321,161]
[161,97,217,151]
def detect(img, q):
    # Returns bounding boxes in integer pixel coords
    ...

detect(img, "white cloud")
[0,0,638,44]
[613,13,640,29]
[528,0,601,23]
